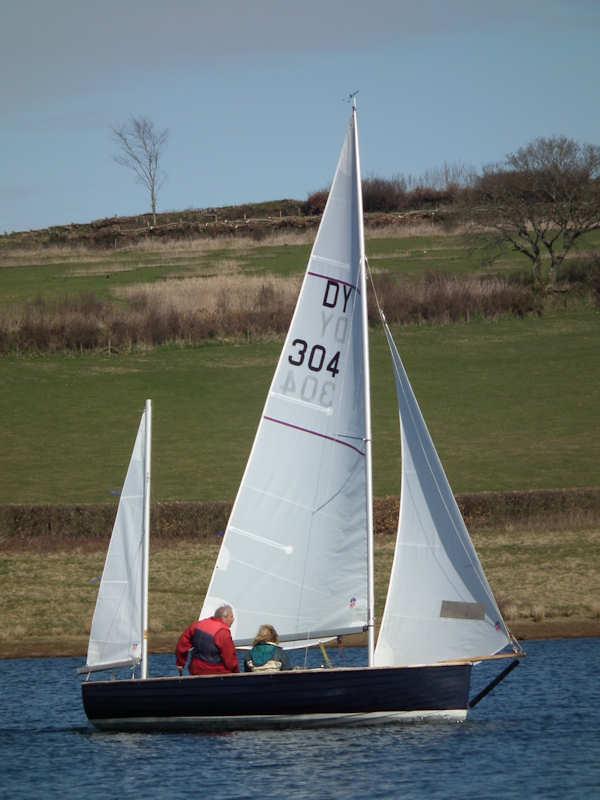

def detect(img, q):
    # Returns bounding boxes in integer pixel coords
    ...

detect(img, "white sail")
[201,113,370,647]
[374,324,511,666]
[84,405,150,672]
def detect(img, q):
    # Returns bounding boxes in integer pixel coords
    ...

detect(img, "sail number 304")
[283,340,338,407]
[288,339,340,377]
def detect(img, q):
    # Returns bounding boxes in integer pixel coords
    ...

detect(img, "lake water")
[1,638,599,800]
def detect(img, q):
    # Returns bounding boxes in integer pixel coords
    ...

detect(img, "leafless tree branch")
[112,117,169,225]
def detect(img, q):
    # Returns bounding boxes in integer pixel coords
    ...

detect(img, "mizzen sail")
[84,404,150,672]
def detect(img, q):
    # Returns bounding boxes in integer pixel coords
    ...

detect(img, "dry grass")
[365,221,473,239]
[1,527,598,655]
[355,527,600,628]
[0,230,314,268]
[473,528,600,621]
[117,273,302,316]
[0,540,221,644]
[0,220,467,268]
[0,269,537,354]
[368,272,537,324]
[588,602,600,619]
[0,244,100,268]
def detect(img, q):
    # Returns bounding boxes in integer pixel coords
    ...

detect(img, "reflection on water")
[1,638,599,800]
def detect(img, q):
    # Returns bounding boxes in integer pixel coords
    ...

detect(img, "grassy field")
[0,308,598,504]
[1,526,598,659]
[3,226,599,308]
[0,232,597,498]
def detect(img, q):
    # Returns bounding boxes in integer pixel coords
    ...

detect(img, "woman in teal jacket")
[244,624,291,672]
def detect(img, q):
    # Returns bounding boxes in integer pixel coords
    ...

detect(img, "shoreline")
[3,619,599,661]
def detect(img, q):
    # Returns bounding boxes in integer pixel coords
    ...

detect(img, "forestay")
[84,408,148,672]
[373,323,511,666]
[201,114,369,647]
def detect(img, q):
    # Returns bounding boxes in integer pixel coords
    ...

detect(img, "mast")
[141,398,152,679]
[352,98,376,666]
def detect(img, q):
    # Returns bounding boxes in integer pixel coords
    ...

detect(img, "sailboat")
[80,102,523,731]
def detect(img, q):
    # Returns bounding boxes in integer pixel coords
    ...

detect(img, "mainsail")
[84,403,151,673]
[374,324,511,666]
[201,112,371,647]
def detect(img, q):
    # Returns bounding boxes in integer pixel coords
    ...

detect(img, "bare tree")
[469,136,600,289]
[402,161,476,191]
[112,117,169,225]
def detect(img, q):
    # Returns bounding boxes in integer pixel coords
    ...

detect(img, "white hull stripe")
[90,709,468,731]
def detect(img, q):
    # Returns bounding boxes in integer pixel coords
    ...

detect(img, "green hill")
[0,215,598,503]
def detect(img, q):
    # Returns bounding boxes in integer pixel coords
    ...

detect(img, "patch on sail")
[440,601,485,620]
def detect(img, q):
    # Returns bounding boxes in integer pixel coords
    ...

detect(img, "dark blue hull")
[81,663,472,731]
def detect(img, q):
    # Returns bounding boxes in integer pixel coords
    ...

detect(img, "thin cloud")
[3,0,596,110]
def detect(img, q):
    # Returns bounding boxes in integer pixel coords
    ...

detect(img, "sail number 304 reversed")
[281,279,353,409]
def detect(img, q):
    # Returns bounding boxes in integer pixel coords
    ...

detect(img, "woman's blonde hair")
[253,624,279,646]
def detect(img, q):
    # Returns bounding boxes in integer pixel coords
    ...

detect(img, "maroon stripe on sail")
[307,271,359,292]
[263,416,365,456]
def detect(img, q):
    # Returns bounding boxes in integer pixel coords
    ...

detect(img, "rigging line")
[387,329,500,611]
[368,261,477,579]
[367,257,506,629]
[385,319,507,631]
[365,256,388,326]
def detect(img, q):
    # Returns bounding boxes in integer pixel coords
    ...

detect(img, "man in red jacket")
[176,604,239,675]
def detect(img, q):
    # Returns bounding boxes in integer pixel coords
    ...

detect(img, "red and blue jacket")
[176,617,239,675]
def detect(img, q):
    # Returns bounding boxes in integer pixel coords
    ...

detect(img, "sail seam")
[263,415,365,456]
[307,270,358,292]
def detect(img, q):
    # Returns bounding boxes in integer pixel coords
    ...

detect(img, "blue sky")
[1,0,599,233]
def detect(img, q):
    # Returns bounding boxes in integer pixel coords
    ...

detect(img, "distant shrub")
[304,190,328,216]
[368,272,539,325]
[556,252,600,305]
[505,269,535,287]
[405,185,460,208]
[0,272,546,355]
[305,177,467,217]
[4,488,597,547]
[63,313,103,351]
[362,177,407,212]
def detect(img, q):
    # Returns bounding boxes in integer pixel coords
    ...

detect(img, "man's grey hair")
[213,604,233,619]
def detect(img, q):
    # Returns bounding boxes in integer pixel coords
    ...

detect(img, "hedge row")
[0,273,539,355]
[375,488,600,535]
[0,501,230,550]
[1,489,598,549]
